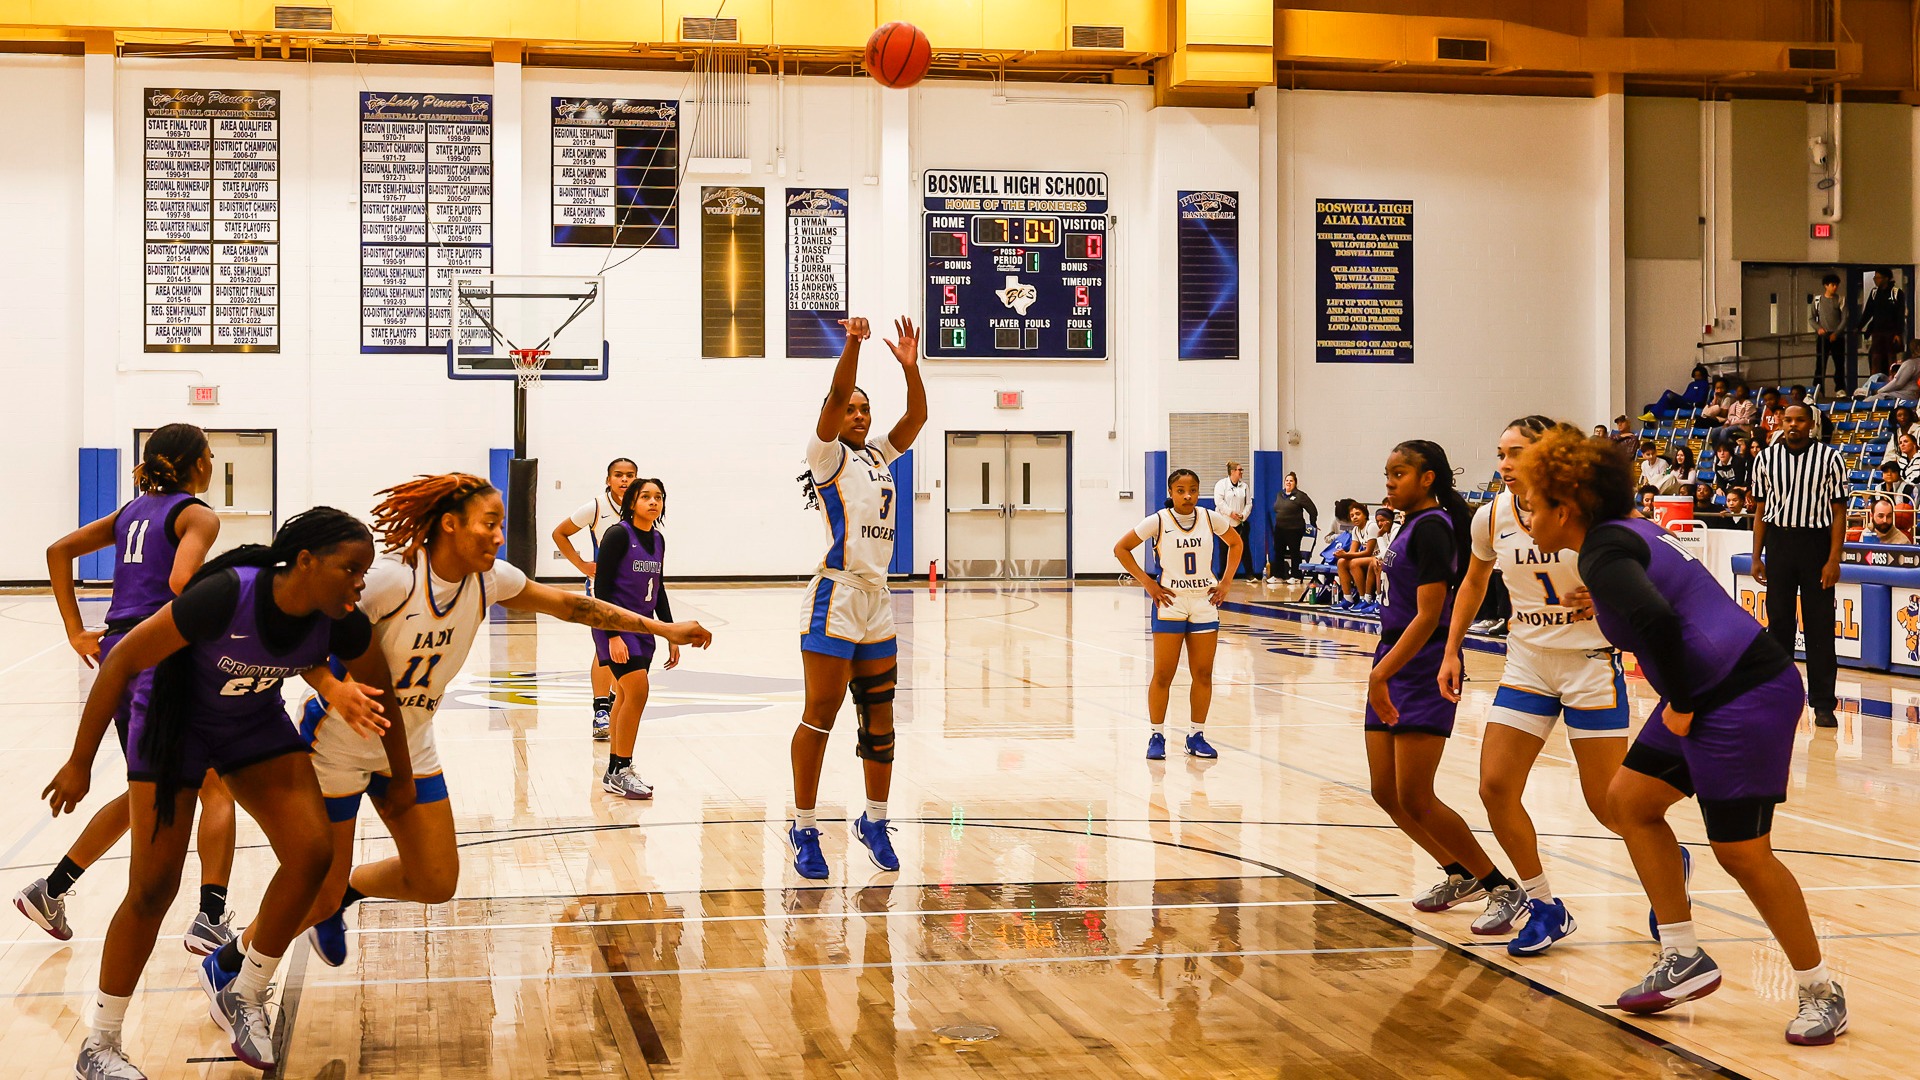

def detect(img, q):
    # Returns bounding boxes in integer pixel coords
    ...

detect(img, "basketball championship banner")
[551,98,679,249]
[144,88,280,352]
[359,92,493,354]
[1315,199,1414,364]
[785,188,850,358]
[701,186,766,358]
[1176,190,1239,360]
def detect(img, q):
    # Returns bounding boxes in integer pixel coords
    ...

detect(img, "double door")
[944,432,1070,580]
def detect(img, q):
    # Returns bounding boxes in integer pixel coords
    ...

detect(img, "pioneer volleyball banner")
[702,186,766,358]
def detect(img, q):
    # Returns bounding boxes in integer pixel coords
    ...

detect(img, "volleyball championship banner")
[551,98,679,249]
[1176,190,1239,360]
[785,188,850,359]
[1315,199,1413,364]
[144,88,280,353]
[702,186,766,358]
[359,92,493,354]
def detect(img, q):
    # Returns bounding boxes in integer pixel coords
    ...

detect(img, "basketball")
[864,22,932,89]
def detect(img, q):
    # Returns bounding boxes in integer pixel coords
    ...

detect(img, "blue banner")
[1315,199,1413,364]
[1176,190,1239,360]
[786,188,849,358]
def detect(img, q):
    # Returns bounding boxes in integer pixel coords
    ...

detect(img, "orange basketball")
[864,22,932,89]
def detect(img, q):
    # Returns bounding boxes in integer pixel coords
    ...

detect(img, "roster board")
[144,88,279,352]
[786,188,849,358]
[551,98,679,249]
[359,92,492,354]
[701,186,765,358]
[923,170,1108,360]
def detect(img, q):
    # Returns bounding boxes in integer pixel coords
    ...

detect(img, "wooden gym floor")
[0,581,1915,1078]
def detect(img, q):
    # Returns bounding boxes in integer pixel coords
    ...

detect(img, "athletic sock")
[48,856,85,897]
[199,883,228,921]
[340,885,366,912]
[793,808,818,832]
[216,937,244,974]
[1520,873,1552,902]
[1442,862,1471,880]
[607,753,632,773]
[235,944,282,1002]
[1478,869,1515,892]
[593,696,611,712]
[864,800,888,823]
[88,990,132,1039]
[1793,961,1831,992]
[1657,921,1701,957]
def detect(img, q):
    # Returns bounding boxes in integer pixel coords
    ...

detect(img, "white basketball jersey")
[1472,492,1607,651]
[808,434,900,588]
[1137,508,1232,592]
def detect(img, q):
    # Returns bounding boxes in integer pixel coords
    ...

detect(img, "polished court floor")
[1,581,1916,1078]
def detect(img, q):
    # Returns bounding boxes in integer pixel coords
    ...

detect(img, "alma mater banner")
[1315,199,1413,364]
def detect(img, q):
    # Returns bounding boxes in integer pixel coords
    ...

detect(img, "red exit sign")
[1810,222,1834,239]
[188,385,219,405]
[995,390,1023,409]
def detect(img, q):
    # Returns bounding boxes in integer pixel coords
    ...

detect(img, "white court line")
[0,640,66,681]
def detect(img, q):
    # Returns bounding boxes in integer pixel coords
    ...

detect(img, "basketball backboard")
[447,273,609,380]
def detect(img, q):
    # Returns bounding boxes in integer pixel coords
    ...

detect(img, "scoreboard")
[923,170,1108,360]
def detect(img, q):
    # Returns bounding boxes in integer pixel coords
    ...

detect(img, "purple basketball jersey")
[602,522,665,619]
[1379,507,1456,637]
[1587,517,1763,702]
[105,492,198,628]
[187,566,333,723]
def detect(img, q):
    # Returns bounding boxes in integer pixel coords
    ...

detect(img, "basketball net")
[509,347,550,390]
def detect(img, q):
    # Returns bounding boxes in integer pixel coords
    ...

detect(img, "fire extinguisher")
[928,559,940,588]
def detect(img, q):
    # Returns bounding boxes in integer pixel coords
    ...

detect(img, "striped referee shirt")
[1750,440,1849,528]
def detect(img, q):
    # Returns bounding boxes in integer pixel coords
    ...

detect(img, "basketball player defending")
[553,457,638,739]
[1440,416,1630,954]
[789,316,926,879]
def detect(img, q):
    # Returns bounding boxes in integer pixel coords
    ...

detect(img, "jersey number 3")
[878,489,893,521]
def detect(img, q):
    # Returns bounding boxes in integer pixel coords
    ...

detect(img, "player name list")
[144,88,279,352]
[359,92,493,353]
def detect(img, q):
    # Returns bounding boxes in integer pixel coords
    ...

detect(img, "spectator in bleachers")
[1864,498,1912,545]
[1813,272,1850,396]
[1758,386,1784,442]
[1700,377,1733,422]
[1867,347,1920,401]
[1724,382,1759,429]
[1691,481,1718,518]
[1889,405,1920,443]
[1638,442,1679,495]
[1874,461,1909,501]
[1862,268,1906,379]
[1637,484,1659,518]
[1610,414,1639,456]
[1881,431,1920,471]
[1647,362,1714,418]
[1671,444,1699,488]
[1592,424,1609,439]
[1710,442,1748,493]
[1710,487,1754,530]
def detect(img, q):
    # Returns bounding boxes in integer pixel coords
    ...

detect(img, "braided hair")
[133,423,209,495]
[370,473,496,556]
[142,507,373,826]
[619,476,667,523]
[1391,440,1474,587]
[798,386,871,508]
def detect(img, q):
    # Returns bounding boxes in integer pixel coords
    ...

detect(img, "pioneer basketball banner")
[1315,198,1414,364]
[1176,191,1239,360]
[550,97,679,249]
[359,92,493,354]
[143,88,280,353]
[785,188,850,359]
[701,186,765,358]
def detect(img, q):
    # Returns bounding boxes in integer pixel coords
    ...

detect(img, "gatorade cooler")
[1652,495,1695,530]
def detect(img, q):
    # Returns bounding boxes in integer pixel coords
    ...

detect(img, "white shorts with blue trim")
[302,693,449,822]
[1151,589,1218,634]
[798,573,897,661]
[1487,640,1629,740]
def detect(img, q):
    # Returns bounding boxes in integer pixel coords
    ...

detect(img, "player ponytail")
[1393,440,1473,586]
[132,423,209,495]
[141,507,374,827]
[620,476,667,523]
[371,473,496,555]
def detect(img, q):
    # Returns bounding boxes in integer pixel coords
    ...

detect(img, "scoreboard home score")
[923,170,1109,360]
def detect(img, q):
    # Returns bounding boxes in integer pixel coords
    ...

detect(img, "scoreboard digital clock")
[923,170,1108,360]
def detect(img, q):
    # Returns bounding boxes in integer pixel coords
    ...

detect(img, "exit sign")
[995,390,1024,409]
[188,385,219,405]
[1810,222,1834,239]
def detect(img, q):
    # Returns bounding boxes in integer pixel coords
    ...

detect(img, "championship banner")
[702,186,766,358]
[1315,199,1413,364]
[359,92,492,354]
[1176,191,1238,360]
[144,88,280,353]
[785,188,849,359]
[551,98,679,249]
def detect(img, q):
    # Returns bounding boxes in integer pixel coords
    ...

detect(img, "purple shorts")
[123,672,305,787]
[1365,638,1459,736]
[1634,665,1805,803]
[98,631,151,753]
[591,629,655,671]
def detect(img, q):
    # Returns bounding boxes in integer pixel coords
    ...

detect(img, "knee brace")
[850,666,897,764]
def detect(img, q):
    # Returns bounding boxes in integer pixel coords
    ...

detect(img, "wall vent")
[1070,25,1125,50]
[681,17,739,42]
[1435,37,1490,63]
[273,6,332,30]
[1786,47,1838,70]
[1169,413,1251,493]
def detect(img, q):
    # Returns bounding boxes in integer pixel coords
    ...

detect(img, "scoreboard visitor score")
[923,170,1109,360]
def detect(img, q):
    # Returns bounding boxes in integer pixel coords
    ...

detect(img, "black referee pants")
[1762,526,1837,710]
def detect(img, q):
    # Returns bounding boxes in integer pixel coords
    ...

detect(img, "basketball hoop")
[509,347,550,390]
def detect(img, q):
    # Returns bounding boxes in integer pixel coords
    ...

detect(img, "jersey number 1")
[1184,552,1197,575]
[1534,572,1562,606]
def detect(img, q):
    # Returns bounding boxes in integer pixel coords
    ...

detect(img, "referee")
[1751,403,1849,728]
